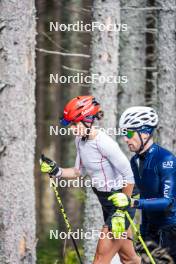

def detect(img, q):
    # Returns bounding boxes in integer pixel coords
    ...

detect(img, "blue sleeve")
[136,154,176,211]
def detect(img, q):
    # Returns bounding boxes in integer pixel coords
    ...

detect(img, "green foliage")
[72,188,86,203]
[132,210,141,242]
[37,236,61,264]
[64,248,84,264]
[37,236,83,264]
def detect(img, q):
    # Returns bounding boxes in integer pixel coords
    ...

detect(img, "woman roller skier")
[40,96,141,264]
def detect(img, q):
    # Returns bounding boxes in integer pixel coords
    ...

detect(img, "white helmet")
[119,106,158,129]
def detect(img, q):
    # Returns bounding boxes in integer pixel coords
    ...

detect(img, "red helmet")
[60,96,102,126]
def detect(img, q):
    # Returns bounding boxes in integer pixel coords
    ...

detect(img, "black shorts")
[92,187,136,230]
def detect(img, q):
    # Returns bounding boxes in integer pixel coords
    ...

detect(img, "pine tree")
[0,1,36,263]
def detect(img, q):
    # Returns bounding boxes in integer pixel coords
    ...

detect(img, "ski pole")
[51,180,83,264]
[125,211,156,264]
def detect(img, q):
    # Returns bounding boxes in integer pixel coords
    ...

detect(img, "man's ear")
[141,133,150,142]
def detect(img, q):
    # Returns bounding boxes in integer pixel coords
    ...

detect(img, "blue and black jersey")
[131,143,176,228]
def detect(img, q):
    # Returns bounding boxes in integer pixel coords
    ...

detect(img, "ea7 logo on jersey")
[162,161,173,168]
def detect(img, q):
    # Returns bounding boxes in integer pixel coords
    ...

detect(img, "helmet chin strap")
[136,131,153,154]
[81,119,95,141]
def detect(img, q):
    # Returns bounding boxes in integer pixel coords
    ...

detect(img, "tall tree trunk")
[84,1,121,263]
[0,1,36,263]
[145,0,157,107]
[60,0,91,253]
[35,0,47,237]
[118,0,146,156]
[64,0,92,237]
[57,0,83,258]
[43,0,61,231]
[35,0,60,237]
[157,0,176,153]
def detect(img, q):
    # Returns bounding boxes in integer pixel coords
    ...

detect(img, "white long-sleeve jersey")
[75,130,134,192]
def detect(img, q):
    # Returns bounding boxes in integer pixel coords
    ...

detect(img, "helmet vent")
[131,121,140,125]
[77,106,84,110]
[138,113,146,117]
[130,112,137,116]
[75,113,81,119]
[124,119,130,124]
[141,117,149,121]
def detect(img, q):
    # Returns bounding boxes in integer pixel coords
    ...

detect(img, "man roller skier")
[109,106,176,262]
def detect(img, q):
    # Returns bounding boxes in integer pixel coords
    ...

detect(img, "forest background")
[0,0,176,264]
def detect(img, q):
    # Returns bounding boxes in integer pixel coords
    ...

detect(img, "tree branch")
[36,48,90,58]
[62,65,88,73]
[120,7,176,11]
